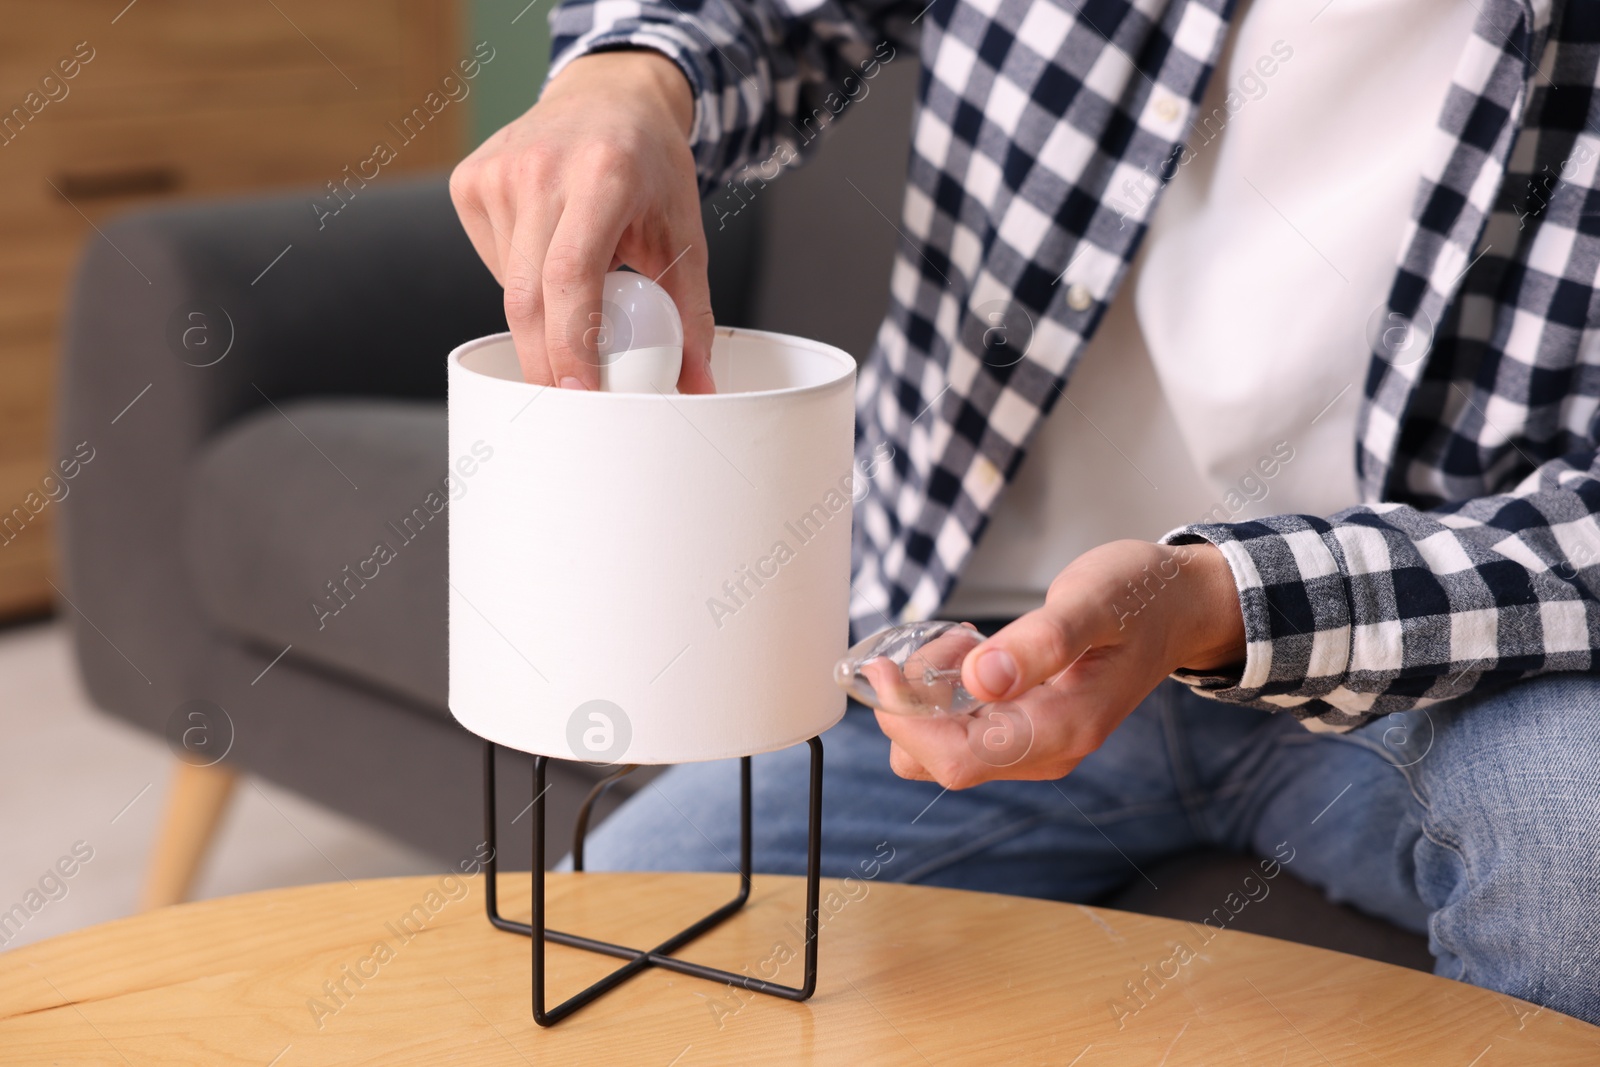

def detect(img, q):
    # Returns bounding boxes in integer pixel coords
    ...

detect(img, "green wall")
[468,0,553,148]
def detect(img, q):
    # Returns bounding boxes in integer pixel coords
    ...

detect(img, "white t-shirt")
[944,0,1479,619]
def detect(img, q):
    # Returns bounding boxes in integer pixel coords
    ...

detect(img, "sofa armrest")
[55,175,504,728]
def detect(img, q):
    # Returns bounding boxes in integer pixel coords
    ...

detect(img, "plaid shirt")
[551,0,1600,731]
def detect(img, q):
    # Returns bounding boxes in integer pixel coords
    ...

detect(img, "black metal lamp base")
[481,737,825,1026]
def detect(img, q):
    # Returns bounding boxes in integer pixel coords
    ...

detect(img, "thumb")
[963,595,1103,702]
[643,235,716,395]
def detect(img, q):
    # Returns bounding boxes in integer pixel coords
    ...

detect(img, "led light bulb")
[594,271,684,394]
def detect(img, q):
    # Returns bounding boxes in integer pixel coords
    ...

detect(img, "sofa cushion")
[184,398,454,714]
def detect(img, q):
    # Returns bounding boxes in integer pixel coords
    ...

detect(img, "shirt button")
[1154,96,1180,122]
[1066,284,1094,311]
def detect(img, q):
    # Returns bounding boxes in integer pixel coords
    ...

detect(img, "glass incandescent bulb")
[594,271,684,394]
[833,620,989,717]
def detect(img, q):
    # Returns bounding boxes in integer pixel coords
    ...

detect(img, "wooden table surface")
[2,872,1597,1065]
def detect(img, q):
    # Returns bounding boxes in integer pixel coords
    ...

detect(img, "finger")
[860,657,916,714]
[639,221,716,395]
[448,168,508,288]
[964,591,1106,702]
[885,740,933,781]
[874,709,990,790]
[909,625,982,671]
[903,625,983,708]
[541,188,632,391]
[501,196,562,386]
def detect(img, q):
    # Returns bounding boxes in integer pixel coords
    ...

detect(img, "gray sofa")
[55,61,1431,970]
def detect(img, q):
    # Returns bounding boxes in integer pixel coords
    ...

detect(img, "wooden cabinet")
[0,0,464,619]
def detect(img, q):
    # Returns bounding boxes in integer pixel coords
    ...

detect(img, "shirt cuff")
[1159,518,1364,727]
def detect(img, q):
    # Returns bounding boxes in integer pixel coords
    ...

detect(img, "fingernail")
[974,649,1017,697]
[559,376,587,390]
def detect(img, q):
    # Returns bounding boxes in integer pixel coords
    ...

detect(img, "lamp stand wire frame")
[481,737,825,1026]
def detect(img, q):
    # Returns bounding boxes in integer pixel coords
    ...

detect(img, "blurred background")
[0,0,910,952]
[2,0,553,624]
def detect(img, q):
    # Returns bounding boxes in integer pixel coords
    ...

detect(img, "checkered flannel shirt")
[550,0,1600,730]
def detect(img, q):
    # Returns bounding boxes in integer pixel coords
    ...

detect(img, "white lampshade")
[448,328,856,764]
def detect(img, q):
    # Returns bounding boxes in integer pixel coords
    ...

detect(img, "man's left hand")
[875,539,1247,789]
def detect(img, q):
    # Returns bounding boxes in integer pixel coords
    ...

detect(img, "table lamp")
[447,310,856,1025]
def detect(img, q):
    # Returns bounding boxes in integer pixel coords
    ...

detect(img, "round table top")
[2,872,1596,1065]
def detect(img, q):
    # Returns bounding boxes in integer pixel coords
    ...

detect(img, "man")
[449,0,1600,1023]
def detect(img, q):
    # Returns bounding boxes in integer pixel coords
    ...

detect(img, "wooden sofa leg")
[139,759,240,911]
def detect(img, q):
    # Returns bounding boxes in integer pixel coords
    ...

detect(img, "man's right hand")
[449,51,716,393]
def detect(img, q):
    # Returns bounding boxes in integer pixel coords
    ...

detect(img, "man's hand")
[876,540,1247,789]
[449,51,716,392]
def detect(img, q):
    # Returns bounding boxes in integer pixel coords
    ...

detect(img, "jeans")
[580,673,1600,1024]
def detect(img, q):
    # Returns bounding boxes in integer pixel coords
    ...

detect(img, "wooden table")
[2,873,1597,1065]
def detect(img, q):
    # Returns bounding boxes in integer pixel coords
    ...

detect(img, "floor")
[0,620,439,953]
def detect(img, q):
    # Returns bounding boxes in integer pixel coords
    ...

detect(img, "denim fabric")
[579,675,1600,1023]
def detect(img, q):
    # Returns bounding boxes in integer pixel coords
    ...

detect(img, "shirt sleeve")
[1159,447,1600,730]
[547,0,918,199]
